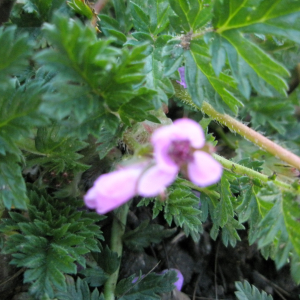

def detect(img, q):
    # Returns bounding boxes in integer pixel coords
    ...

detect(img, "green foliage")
[1,0,300,297]
[26,125,89,173]
[139,182,203,242]
[67,0,94,20]
[55,276,104,300]
[92,245,121,275]
[235,280,273,300]
[0,26,33,83]
[115,270,178,300]
[0,188,104,298]
[123,220,176,252]
[35,14,157,138]
[0,154,28,209]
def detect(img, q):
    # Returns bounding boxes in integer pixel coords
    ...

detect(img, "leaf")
[222,218,244,247]
[235,280,273,300]
[123,220,176,252]
[168,0,212,33]
[0,187,104,297]
[221,30,289,96]
[93,246,120,275]
[0,154,28,209]
[164,185,203,242]
[116,270,178,300]
[211,1,300,96]
[35,14,155,135]
[244,96,295,135]
[130,0,171,35]
[213,0,300,34]
[67,0,94,19]
[28,125,89,173]
[0,26,33,84]
[213,174,234,228]
[282,192,300,262]
[80,267,108,287]
[0,80,48,157]
[190,39,243,114]
[111,0,132,33]
[55,276,103,300]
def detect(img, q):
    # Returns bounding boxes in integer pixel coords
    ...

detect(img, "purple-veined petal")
[188,151,222,187]
[138,165,177,197]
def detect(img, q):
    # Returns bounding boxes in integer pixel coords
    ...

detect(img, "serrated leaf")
[168,0,212,33]
[29,125,88,173]
[93,245,120,275]
[164,185,203,242]
[130,0,171,35]
[111,0,132,33]
[212,1,300,96]
[68,0,94,19]
[123,220,176,252]
[116,270,177,300]
[214,175,234,228]
[190,40,243,113]
[221,30,289,96]
[0,154,28,209]
[35,14,155,135]
[0,80,48,157]
[1,187,104,296]
[235,280,273,300]
[214,0,300,34]
[55,276,103,300]
[0,26,33,83]
[80,267,108,287]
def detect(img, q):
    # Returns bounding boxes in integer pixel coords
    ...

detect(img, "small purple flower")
[84,118,222,214]
[139,118,222,195]
[176,67,187,88]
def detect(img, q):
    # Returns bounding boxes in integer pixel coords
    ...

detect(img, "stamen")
[168,140,194,165]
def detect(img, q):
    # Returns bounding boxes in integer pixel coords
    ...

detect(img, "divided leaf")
[0,26,32,83]
[116,270,177,300]
[235,280,273,300]
[168,0,212,33]
[123,220,176,252]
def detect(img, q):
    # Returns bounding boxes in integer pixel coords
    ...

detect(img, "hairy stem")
[174,83,300,171]
[213,154,299,193]
[103,203,129,300]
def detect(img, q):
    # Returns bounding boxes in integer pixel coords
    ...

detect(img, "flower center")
[168,140,194,165]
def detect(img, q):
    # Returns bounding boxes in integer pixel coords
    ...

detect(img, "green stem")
[103,203,129,300]
[213,154,299,193]
[174,83,300,171]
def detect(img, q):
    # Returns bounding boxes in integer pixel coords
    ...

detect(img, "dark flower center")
[168,140,194,165]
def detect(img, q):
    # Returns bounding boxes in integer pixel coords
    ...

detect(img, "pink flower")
[84,118,222,214]
[84,163,146,214]
[84,161,169,214]
[139,118,222,195]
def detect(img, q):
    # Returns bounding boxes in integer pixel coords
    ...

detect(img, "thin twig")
[0,267,25,287]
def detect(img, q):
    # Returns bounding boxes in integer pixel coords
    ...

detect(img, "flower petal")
[176,67,187,88]
[188,151,222,187]
[173,118,205,148]
[84,165,144,214]
[138,165,177,197]
[151,118,205,171]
